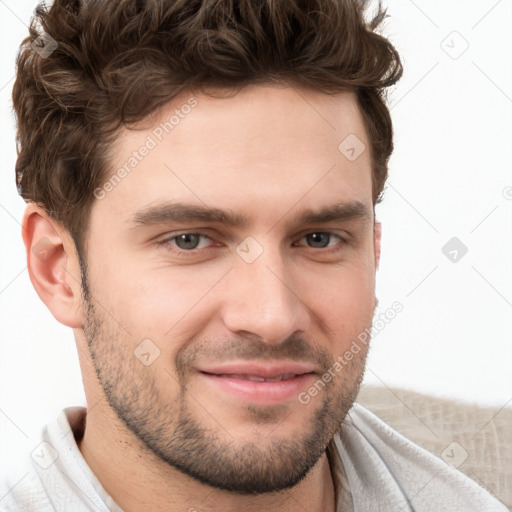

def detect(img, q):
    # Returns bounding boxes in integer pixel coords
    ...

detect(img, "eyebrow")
[129,200,373,230]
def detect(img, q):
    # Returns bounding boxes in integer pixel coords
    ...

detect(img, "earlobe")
[374,220,382,270]
[22,204,83,328]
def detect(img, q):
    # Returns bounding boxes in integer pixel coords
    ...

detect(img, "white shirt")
[0,403,507,511]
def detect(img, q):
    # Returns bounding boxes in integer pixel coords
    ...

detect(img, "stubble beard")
[81,290,370,494]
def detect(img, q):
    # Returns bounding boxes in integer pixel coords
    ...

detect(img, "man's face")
[80,85,379,493]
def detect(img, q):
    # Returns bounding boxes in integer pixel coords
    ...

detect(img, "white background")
[0,0,511,465]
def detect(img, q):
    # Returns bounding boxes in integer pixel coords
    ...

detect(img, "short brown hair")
[13,0,402,256]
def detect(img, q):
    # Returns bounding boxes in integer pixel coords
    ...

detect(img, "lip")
[197,361,317,378]
[196,361,318,405]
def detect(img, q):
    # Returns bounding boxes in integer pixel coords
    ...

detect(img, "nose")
[221,246,311,345]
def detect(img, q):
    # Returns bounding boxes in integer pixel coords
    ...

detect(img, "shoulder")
[334,403,509,511]
[0,407,114,512]
[0,466,55,512]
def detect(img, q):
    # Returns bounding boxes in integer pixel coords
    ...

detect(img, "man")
[1,0,507,510]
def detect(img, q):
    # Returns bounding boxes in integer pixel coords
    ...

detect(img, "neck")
[77,401,336,512]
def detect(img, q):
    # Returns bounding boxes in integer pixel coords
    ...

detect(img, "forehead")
[94,85,372,228]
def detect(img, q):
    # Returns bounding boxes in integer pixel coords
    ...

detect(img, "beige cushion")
[356,385,512,509]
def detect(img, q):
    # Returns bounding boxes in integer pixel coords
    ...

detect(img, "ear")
[22,204,83,328]
[374,220,382,270]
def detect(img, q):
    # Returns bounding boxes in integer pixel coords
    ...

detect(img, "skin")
[23,85,381,512]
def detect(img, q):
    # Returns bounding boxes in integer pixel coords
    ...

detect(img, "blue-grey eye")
[173,233,203,250]
[305,232,332,248]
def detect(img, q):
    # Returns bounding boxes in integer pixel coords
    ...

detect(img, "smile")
[196,362,318,405]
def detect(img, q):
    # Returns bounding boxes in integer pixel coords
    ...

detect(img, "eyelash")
[157,231,348,256]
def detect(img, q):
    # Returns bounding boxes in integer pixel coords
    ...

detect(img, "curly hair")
[12,0,402,256]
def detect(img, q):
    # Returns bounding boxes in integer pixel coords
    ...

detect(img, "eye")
[296,232,346,250]
[165,232,213,251]
[157,230,347,256]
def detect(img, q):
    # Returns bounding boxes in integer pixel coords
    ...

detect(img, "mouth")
[196,362,318,405]
[201,372,303,382]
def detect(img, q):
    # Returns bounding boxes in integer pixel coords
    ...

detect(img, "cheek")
[302,260,376,348]
[89,259,226,344]
[86,230,376,350]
